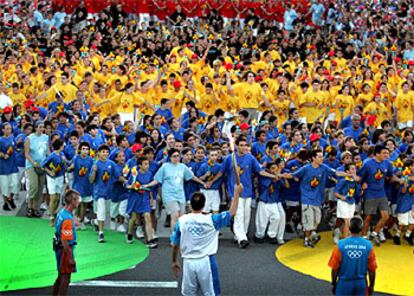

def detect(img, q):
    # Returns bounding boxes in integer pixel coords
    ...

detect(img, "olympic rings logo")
[62,230,73,236]
[347,250,363,259]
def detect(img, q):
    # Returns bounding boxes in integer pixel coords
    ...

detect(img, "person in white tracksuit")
[171,184,243,296]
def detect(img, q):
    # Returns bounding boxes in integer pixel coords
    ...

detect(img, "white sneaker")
[136,226,145,239]
[117,224,127,233]
[84,216,90,224]
[77,222,86,230]
[379,230,386,242]
[110,220,117,230]
[40,202,48,210]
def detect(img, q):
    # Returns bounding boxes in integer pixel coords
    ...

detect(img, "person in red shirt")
[151,0,168,21]
[180,0,200,19]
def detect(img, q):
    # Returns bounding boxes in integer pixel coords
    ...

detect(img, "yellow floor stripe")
[276,232,414,295]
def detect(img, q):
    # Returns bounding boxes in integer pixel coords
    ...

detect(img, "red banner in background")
[51,0,310,18]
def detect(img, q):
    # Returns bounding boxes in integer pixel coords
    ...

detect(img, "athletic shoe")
[84,216,91,224]
[239,240,249,249]
[117,224,127,233]
[277,239,285,245]
[311,234,321,245]
[98,233,105,243]
[146,240,158,249]
[78,223,86,231]
[40,202,48,211]
[383,228,392,239]
[135,226,145,239]
[32,210,42,218]
[304,238,314,248]
[393,235,401,245]
[372,235,381,246]
[126,234,133,244]
[8,199,16,209]
[254,236,265,244]
[3,202,11,211]
[378,230,386,242]
[404,235,414,246]
[269,238,278,244]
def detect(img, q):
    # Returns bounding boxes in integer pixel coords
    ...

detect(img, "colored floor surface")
[0,216,149,292]
[276,231,413,295]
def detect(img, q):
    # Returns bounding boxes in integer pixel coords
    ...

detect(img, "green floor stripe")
[0,216,149,292]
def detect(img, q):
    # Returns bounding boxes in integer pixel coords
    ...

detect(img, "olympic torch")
[228,132,241,186]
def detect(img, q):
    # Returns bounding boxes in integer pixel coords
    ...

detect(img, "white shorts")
[200,189,220,212]
[110,199,128,218]
[46,175,65,195]
[397,121,413,130]
[94,198,110,222]
[0,173,18,196]
[66,172,74,188]
[397,211,414,226]
[336,200,355,219]
[182,257,215,296]
[165,200,186,215]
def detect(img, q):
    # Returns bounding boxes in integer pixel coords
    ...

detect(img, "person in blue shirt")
[328,217,377,296]
[109,134,133,162]
[64,131,79,187]
[41,138,66,226]
[0,123,19,211]
[151,113,168,136]
[251,129,267,163]
[344,114,364,142]
[335,164,362,239]
[126,157,157,248]
[309,0,326,26]
[53,189,80,296]
[143,148,207,233]
[282,148,308,235]
[266,116,279,141]
[68,141,93,230]
[285,149,354,248]
[48,92,69,115]
[108,150,128,233]
[358,145,404,246]
[197,148,223,213]
[89,144,117,243]
[155,98,173,125]
[255,160,288,245]
[281,130,305,159]
[260,140,279,166]
[394,158,414,246]
[185,146,207,201]
[208,135,279,249]
[168,117,185,142]
[15,123,33,195]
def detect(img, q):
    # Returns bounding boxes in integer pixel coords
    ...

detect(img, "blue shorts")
[336,278,366,296]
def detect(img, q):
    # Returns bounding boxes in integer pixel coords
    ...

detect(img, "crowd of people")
[0,0,414,250]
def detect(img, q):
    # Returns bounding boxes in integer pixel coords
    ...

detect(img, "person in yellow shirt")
[334,84,355,122]
[199,83,219,115]
[356,83,373,107]
[169,80,186,118]
[272,89,291,126]
[55,73,78,102]
[90,86,113,117]
[394,82,414,129]
[363,93,389,128]
[299,79,324,124]
[9,83,27,104]
[114,82,143,122]
[229,71,262,118]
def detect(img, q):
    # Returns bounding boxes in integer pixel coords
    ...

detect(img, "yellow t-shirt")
[363,102,388,127]
[299,89,323,123]
[233,82,262,109]
[335,94,355,121]
[394,92,414,123]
